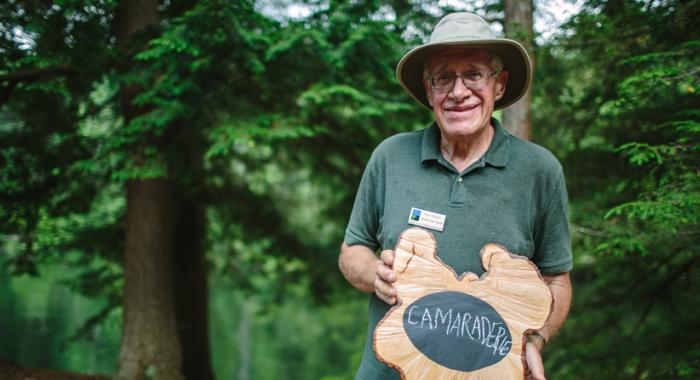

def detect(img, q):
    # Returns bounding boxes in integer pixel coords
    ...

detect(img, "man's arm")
[526,271,573,380]
[540,272,573,342]
[339,243,397,305]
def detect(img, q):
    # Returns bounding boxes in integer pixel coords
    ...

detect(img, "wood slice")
[374,228,553,379]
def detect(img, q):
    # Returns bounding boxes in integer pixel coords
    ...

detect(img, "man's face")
[424,49,508,140]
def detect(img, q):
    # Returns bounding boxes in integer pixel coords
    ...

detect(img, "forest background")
[1,0,698,379]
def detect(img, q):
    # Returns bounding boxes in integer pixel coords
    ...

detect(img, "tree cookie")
[374,227,553,379]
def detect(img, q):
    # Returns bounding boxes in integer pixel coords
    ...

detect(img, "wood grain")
[374,228,552,379]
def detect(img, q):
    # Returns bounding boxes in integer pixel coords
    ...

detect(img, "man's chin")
[444,117,478,130]
[439,118,492,137]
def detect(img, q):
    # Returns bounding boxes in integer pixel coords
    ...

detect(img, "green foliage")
[1,0,117,277]
[202,1,433,302]
[534,0,700,378]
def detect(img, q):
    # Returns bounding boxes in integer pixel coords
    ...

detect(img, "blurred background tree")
[1,0,698,379]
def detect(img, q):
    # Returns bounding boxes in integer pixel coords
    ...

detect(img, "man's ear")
[423,79,433,106]
[495,70,509,101]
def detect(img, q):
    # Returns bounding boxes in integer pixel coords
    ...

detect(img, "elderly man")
[339,12,572,380]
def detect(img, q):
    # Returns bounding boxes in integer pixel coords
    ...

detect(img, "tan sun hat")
[396,12,532,110]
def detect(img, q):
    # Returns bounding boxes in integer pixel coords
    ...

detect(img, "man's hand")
[339,243,399,305]
[374,250,397,304]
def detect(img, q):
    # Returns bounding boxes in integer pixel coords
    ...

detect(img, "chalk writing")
[402,291,512,372]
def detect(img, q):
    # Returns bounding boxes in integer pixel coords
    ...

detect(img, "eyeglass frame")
[425,69,501,93]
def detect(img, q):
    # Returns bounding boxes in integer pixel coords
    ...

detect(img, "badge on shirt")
[407,207,446,232]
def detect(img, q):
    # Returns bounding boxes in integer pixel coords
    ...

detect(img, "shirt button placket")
[450,175,467,206]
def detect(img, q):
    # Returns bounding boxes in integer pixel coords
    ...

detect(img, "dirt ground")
[0,359,110,380]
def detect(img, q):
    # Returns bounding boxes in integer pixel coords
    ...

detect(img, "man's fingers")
[376,292,396,305]
[374,281,397,305]
[380,249,395,266]
[376,261,397,283]
[525,342,546,380]
[374,275,395,296]
[375,253,397,305]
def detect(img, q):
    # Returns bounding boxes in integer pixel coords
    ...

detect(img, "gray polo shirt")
[344,118,572,379]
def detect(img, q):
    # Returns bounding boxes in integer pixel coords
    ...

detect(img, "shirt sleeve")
[344,151,383,252]
[532,169,573,275]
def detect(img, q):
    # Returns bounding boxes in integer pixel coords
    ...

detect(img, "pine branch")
[630,257,697,336]
[0,66,75,83]
[662,67,700,81]
[0,66,76,106]
[571,223,612,237]
[62,298,120,347]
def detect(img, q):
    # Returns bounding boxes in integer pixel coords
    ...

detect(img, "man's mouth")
[445,104,479,113]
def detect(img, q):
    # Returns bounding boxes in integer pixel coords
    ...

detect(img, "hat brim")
[396,39,532,110]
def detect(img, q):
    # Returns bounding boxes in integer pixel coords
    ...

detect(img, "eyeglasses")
[427,70,499,92]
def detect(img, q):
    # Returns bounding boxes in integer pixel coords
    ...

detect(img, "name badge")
[408,207,446,232]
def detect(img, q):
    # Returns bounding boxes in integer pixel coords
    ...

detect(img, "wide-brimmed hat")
[396,12,532,110]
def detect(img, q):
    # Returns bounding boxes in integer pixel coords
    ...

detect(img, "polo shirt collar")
[485,118,510,167]
[420,118,510,168]
[420,122,442,162]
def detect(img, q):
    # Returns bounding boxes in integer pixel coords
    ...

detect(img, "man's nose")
[449,76,473,99]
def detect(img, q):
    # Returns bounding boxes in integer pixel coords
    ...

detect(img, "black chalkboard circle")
[402,290,512,372]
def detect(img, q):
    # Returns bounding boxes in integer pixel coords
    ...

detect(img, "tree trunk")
[503,0,535,141]
[172,141,214,380]
[115,1,184,379]
[119,180,183,380]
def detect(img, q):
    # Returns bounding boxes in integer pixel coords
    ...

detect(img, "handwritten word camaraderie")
[405,304,512,356]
